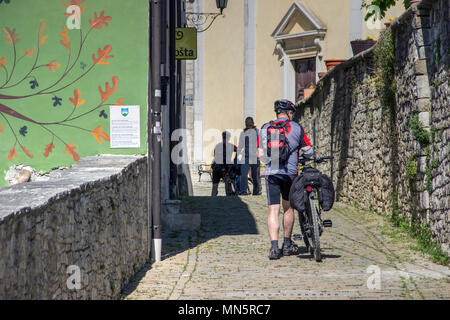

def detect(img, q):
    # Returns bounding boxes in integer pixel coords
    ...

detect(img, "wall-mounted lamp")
[186,0,228,33]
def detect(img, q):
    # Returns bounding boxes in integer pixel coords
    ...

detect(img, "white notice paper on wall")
[109,105,140,148]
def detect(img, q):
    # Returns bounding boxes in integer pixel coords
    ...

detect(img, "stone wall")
[0,155,149,299]
[419,0,449,255]
[295,0,448,254]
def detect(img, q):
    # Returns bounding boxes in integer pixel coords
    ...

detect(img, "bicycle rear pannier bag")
[301,167,322,188]
[318,173,335,211]
[289,174,307,212]
[289,167,321,212]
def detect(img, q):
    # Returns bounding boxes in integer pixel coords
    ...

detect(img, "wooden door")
[294,58,316,102]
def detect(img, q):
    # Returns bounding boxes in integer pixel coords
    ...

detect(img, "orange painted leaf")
[0,123,3,132]
[69,89,85,108]
[3,27,20,45]
[46,60,61,72]
[38,22,48,48]
[62,0,86,14]
[89,11,112,30]
[62,0,85,6]
[65,143,80,162]
[0,57,5,68]
[99,76,119,103]
[24,48,35,58]
[114,98,124,106]
[21,145,34,159]
[43,142,55,158]
[90,126,110,144]
[59,26,70,52]
[92,45,114,65]
[8,147,17,162]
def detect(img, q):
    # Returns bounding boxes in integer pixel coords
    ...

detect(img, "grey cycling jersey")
[259,117,310,177]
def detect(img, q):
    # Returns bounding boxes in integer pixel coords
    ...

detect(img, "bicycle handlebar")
[299,155,334,165]
[317,156,334,162]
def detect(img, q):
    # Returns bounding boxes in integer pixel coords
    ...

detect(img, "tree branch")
[2,41,18,88]
[1,68,9,87]
[0,102,38,123]
[0,111,21,149]
[1,49,40,90]
[0,28,97,99]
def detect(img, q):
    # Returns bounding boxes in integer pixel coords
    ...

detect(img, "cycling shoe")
[282,241,300,256]
[269,247,282,260]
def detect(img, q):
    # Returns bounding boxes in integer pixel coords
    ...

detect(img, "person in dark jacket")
[237,117,261,195]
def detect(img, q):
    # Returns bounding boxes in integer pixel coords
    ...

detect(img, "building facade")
[185,0,407,173]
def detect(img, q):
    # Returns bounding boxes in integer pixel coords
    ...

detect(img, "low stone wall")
[0,155,149,299]
[296,0,448,254]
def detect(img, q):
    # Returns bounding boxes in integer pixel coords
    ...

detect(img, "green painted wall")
[0,0,148,186]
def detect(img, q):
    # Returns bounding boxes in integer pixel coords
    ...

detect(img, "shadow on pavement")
[121,195,258,297]
[295,245,342,261]
[296,253,342,261]
[161,195,259,259]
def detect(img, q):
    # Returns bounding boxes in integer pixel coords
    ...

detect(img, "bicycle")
[292,155,334,262]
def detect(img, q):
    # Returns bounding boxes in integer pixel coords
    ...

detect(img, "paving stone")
[122,180,450,300]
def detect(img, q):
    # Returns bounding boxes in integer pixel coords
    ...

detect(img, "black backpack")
[266,120,291,164]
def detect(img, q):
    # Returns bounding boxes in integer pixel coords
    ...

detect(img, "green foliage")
[316,81,324,91]
[109,197,116,210]
[425,145,430,162]
[363,0,411,21]
[409,115,430,148]
[431,159,440,169]
[433,79,440,89]
[432,38,441,66]
[374,29,396,113]
[390,215,449,265]
[392,190,399,225]
[406,155,417,183]
[422,146,438,194]
[409,218,449,265]
[425,165,432,193]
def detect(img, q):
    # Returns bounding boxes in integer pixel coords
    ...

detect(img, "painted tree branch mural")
[0,1,123,163]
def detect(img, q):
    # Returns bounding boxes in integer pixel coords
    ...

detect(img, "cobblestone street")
[123,180,450,300]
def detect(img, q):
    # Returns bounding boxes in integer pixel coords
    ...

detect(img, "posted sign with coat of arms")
[109,105,140,148]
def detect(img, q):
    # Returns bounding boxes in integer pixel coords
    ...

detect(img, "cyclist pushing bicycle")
[258,99,314,260]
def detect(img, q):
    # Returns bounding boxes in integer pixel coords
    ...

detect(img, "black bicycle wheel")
[298,211,311,252]
[309,197,322,262]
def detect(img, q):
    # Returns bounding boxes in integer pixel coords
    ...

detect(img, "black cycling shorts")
[265,174,294,205]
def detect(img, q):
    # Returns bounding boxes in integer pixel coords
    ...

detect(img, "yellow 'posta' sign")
[175,28,197,60]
